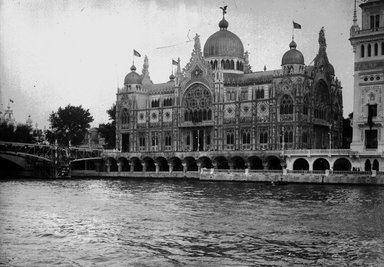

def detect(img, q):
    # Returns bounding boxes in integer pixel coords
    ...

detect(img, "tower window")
[370,16,375,29]
[376,15,380,28]
[382,42,384,55]
[374,43,378,56]
[361,44,365,58]
[368,44,372,57]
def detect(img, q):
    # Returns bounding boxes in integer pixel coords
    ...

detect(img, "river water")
[0,178,383,266]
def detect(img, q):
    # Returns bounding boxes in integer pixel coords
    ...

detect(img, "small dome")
[169,73,175,81]
[124,65,142,85]
[281,40,304,65]
[203,17,244,59]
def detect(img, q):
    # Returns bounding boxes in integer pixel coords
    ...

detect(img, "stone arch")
[365,159,371,171]
[373,159,379,171]
[230,60,234,69]
[266,156,282,170]
[214,156,229,169]
[333,158,352,171]
[118,157,130,171]
[130,157,142,172]
[142,157,156,172]
[230,156,246,169]
[184,156,198,171]
[247,156,263,170]
[198,156,213,169]
[169,157,183,172]
[313,158,330,170]
[107,157,118,172]
[156,157,169,172]
[293,158,309,170]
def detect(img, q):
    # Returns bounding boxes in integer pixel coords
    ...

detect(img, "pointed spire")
[353,0,357,26]
[142,55,149,75]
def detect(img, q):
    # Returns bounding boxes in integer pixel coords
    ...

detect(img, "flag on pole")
[293,21,302,29]
[172,59,178,65]
[133,49,141,57]
[9,99,14,103]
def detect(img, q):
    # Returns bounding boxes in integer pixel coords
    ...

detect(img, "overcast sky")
[0,0,358,129]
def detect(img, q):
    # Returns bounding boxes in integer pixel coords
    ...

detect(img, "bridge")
[0,141,102,178]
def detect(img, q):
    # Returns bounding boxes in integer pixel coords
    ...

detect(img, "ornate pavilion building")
[113,12,343,171]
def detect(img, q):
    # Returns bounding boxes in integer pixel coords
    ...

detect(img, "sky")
[0,0,359,129]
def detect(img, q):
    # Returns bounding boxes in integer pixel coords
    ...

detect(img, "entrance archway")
[313,158,330,170]
[333,158,352,171]
[293,158,309,170]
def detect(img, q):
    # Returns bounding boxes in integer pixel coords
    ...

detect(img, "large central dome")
[203,18,244,59]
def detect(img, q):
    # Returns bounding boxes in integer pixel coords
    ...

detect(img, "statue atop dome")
[220,5,227,16]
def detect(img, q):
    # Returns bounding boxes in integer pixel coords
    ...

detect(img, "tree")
[0,122,33,143]
[47,105,93,146]
[98,104,116,148]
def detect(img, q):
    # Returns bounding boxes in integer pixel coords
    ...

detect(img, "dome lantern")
[281,39,304,66]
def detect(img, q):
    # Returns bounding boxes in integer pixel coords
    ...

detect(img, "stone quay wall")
[71,170,384,186]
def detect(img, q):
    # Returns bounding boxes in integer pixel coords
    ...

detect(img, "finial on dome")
[289,39,297,49]
[219,5,228,30]
[130,65,136,72]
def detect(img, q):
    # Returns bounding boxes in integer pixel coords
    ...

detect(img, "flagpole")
[292,20,294,41]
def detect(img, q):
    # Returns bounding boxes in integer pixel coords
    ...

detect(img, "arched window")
[186,135,190,146]
[280,95,293,115]
[374,43,378,56]
[382,42,384,55]
[303,97,309,115]
[361,44,365,58]
[206,133,211,145]
[221,60,225,69]
[225,60,230,69]
[230,60,234,69]
[185,110,189,121]
[208,109,212,120]
[260,131,268,144]
[121,108,129,124]
[368,44,372,57]
[203,109,207,120]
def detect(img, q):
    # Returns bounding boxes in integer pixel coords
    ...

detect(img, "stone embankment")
[71,169,384,185]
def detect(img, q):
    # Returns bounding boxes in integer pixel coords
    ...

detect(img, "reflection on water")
[1,179,383,266]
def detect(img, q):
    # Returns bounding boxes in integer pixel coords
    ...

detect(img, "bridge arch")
[293,158,309,170]
[333,158,352,171]
[313,158,330,171]
[247,156,263,170]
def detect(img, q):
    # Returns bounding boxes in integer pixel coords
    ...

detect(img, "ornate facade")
[350,0,384,154]
[115,13,343,160]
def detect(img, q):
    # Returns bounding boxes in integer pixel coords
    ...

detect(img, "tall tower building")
[349,0,384,154]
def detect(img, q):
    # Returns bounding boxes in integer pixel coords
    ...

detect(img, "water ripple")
[0,180,383,266]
